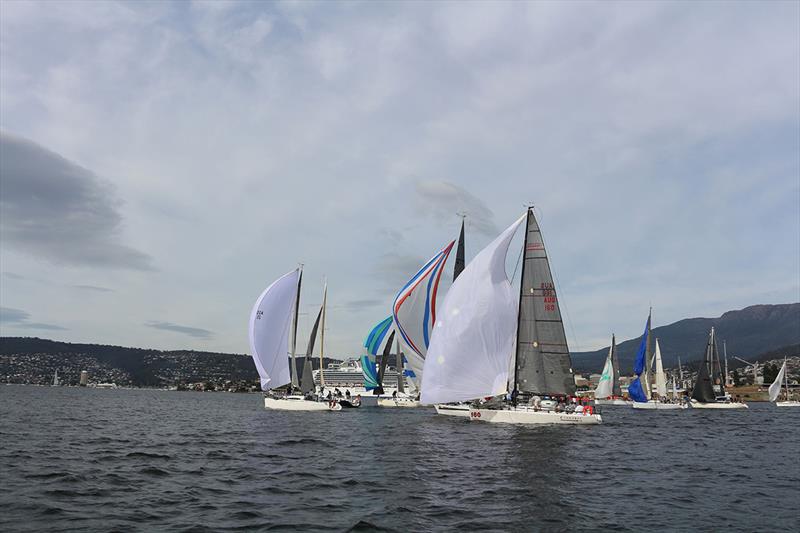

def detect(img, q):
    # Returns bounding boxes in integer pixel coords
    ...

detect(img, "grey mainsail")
[691,328,717,402]
[453,218,466,281]
[378,330,396,387]
[514,208,575,396]
[290,268,303,388]
[301,306,323,394]
[611,334,621,397]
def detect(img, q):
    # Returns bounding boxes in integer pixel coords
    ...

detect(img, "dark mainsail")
[453,219,465,281]
[692,329,717,402]
[301,306,323,394]
[378,330,396,387]
[514,208,575,396]
[290,268,303,388]
[611,334,621,397]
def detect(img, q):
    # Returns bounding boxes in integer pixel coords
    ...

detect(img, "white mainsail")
[593,343,614,400]
[768,360,787,402]
[249,269,300,391]
[421,214,525,405]
[654,339,667,398]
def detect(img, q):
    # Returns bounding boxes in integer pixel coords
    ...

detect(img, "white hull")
[264,397,341,411]
[631,400,688,410]
[594,398,632,406]
[467,407,602,425]
[377,397,421,408]
[434,404,472,417]
[690,401,748,409]
[775,401,800,407]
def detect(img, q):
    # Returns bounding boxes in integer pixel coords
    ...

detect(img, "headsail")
[421,214,525,404]
[514,208,575,396]
[453,218,466,281]
[248,269,300,391]
[301,306,323,394]
[393,240,455,385]
[627,314,651,403]
[593,340,615,400]
[691,328,717,403]
[654,339,667,398]
[768,359,787,402]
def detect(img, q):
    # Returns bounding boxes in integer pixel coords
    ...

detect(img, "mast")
[644,308,652,399]
[290,266,303,388]
[453,215,466,282]
[723,340,728,387]
[319,279,327,388]
[511,208,532,402]
[611,333,621,398]
[784,357,790,400]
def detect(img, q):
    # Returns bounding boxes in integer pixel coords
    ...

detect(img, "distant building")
[80,370,89,386]
[588,374,602,386]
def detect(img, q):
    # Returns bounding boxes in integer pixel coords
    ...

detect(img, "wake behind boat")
[422,207,601,425]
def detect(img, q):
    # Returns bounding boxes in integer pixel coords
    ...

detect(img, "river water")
[1,385,797,532]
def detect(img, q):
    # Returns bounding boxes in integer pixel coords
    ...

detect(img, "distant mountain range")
[571,303,800,373]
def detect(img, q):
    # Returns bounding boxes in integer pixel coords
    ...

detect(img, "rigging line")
[510,242,524,284]
[534,206,582,356]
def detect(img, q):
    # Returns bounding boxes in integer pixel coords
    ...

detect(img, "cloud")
[0,132,154,270]
[373,252,427,290]
[71,284,114,293]
[144,320,214,339]
[414,181,498,236]
[334,298,385,312]
[0,306,66,331]
[2,272,26,280]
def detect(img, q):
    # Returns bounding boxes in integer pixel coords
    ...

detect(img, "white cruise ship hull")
[690,401,748,409]
[466,406,602,425]
[264,397,341,411]
[434,404,472,417]
[775,401,800,407]
[631,400,688,410]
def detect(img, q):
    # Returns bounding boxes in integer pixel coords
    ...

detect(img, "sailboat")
[360,316,418,407]
[250,269,341,411]
[770,358,799,407]
[52,369,59,387]
[632,339,687,410]
[593,335,631,406]
[690,327,748,409]
[422,207,602,425]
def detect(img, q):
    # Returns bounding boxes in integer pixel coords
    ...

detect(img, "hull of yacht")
[264,397,341,411]
[467,407,602,425]
[434,404,472,417]
[594,398,632,406]
[377,397,421,408]
[690,401,748,409]
[775,401,800,407]
[631,400,688,410]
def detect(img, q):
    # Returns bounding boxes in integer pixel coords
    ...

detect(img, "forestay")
[421,215,525,405]
[249,269,300,391]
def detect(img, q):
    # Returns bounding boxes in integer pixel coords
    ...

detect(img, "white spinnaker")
[249,269,300,391]
[420,214,526,405]
[654,339,667,398]
[593,345,615,400]
[768,360,787,402]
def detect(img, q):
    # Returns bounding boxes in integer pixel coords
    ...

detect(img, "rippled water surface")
[1,385,798,531]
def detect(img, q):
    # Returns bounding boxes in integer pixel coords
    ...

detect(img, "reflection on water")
[1,386,798,532]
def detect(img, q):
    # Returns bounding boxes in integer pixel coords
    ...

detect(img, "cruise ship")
[312,358,410,401]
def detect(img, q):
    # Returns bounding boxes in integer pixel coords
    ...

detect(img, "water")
[1,386,797,532]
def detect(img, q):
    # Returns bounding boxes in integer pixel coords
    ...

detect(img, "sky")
[1,0,798,357]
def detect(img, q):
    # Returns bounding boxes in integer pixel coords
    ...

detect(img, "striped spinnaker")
[364,316,392,356]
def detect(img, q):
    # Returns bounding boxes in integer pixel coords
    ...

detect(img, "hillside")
[571,303,800,373]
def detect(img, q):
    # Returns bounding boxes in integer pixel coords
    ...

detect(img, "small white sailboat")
[423,207,601,425]
[690,327,748,409]
[770,358,799,407]
[250,269,340,412]
[52,369,59,387]
[632,339,687,410]
[593,334,632,406]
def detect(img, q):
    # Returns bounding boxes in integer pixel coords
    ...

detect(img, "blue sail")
[364,316,392,356]
[360,355,380,390]
[630,315,651,403]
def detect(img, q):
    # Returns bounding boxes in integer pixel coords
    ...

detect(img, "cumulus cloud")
[145,320,214,339]
[0,132,154,270]
[414,181,498,236]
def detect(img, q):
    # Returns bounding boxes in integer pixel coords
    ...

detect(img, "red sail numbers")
[540,282,556,312]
